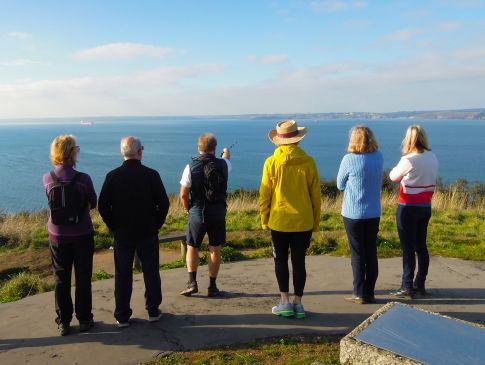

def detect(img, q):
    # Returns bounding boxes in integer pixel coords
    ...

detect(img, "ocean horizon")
[1,116,484,213]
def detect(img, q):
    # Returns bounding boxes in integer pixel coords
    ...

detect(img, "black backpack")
[203,159,227,204]
[48,172,85,225]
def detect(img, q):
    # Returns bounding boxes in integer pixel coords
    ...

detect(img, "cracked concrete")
[1,256,484,365]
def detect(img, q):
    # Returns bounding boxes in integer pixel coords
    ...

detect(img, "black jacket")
[98,159,170,241]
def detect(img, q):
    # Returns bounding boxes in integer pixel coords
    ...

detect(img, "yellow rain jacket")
[259,144,321,232]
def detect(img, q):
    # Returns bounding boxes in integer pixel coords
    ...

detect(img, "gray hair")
[120,136,142,158]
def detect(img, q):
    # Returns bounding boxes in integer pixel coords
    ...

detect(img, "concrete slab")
[340,302,485,365]
[0,256,484,365]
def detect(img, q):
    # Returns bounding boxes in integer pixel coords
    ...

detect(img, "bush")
[0,272,51,303]
[221,246,246,263]
[91,269,113,282]
[160,259,185,270]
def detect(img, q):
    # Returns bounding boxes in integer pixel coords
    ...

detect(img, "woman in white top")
[389,125,438,299]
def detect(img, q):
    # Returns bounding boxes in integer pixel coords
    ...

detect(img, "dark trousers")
[343,217,380,299]
[396,205,431,290]
[271,230,312,297]
[114,235,162,322]
[49,237,94,324]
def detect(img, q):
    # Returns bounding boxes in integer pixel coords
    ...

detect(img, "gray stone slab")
[355,303,485,365]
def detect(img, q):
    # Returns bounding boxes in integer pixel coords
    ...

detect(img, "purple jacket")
[43,164,97,243]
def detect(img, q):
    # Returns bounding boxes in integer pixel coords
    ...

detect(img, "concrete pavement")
[0,255,484,365]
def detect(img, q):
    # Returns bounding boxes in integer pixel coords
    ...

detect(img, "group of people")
[43,119,438,336]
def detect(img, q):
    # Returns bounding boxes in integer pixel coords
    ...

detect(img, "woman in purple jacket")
[42,135,97,336]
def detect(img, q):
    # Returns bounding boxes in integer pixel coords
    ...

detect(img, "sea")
[0,116,484,213]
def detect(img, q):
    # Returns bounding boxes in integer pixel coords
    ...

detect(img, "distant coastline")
[1,107,485,123]
[240,108,485,121]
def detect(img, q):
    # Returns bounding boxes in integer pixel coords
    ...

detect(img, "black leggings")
[271,230,312,297]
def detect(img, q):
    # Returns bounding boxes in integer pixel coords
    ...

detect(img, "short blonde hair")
[198,133,217,153]
[347,125,379,154]
[402,124,430,155]
[50,134,77,167]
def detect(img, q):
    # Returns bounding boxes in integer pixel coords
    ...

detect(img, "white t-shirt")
[180,157,232,188]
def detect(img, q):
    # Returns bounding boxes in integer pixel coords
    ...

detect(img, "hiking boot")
[390,288,414,299]
[58,322,70,336]
[293,304,306,319]
[116,320,130,328]
[271,303,294,317]
[79,319,94,332]
[148,309,162,323]
[207,285,222,297]
[180,281,198,296]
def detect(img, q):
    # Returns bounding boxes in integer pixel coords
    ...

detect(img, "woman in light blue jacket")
[337,125,383,304]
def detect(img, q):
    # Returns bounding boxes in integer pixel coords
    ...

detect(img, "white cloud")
[0,64,225,117]
[309,1,367,12]
[384,28,420,42]
[437,21,464,31]
[0,59,40,67]
[6,31,33,40]
[247,54,289,64]
[74,42,180,60]
[453,46,485,60]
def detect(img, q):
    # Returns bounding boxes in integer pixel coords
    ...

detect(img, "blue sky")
[1,0,484,118]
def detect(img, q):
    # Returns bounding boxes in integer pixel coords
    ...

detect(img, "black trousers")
[49,236,94,324]
[396,205,431,290]
[114,235,162,322]
[271,230,312,297]
[343,217,380,299]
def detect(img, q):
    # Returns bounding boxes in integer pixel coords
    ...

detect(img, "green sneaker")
[271,303,294,317]
[293,304,306,319]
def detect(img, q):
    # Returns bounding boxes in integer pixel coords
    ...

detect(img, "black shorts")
[186,206,226,249]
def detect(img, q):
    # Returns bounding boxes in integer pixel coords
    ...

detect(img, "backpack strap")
[50,171,79,185]
[50,171,60,185]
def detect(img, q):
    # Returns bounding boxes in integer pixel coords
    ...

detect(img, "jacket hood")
[273,145,308,165]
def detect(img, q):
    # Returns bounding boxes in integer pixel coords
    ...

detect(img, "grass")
[142,335,341,365]
[1,187,484,304]
[0,271,52,303]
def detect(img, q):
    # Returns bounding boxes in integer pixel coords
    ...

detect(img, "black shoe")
[412,287,427,297]
[207,285,221,297]
[362,296,376,304]
[58,322,71,336]
[180,281,198,296]
[390,288,414,299]
[79,319,94,332]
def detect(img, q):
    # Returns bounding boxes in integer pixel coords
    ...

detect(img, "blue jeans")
[343,217,380,299]
[396,205,431,290]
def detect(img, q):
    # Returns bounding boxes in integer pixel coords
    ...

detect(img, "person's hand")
[222,147,231,159]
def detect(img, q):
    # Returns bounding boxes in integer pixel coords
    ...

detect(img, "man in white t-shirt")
[179,133,232,297]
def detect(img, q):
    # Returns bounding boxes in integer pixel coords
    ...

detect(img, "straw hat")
[268,119,308,145]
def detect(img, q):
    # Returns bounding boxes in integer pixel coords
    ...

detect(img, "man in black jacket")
[98,136,169,327]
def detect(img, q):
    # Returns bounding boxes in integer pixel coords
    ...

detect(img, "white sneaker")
[148,310,162,322]
[116,320,130,328]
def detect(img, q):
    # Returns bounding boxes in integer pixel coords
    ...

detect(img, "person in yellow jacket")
[259,119,321,319]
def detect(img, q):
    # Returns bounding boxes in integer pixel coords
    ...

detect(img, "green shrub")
[221,246,246,263]
[160,259,185,270]
[309,238,338,255]
[91,269,113,282]
[30,227,49,249]
[0,272,51,303]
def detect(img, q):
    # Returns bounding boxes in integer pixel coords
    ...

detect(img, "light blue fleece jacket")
[336,151,383,219]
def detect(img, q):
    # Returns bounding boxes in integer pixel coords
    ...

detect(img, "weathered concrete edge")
[339,302,485,365]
